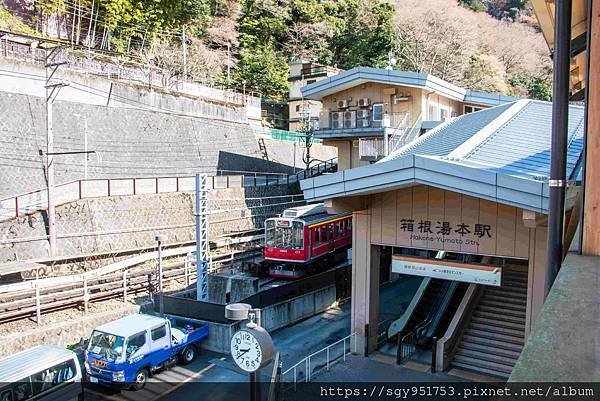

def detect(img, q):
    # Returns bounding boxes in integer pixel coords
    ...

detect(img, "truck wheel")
[132,368,148,391]
[180,346,196,365]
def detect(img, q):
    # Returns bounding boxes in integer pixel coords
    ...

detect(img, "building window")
[306,79,316,85]
[428,104,438,120]
[372,104,384,121]
[295,105,301,112]
[465,105,483,114]
[440,108,448,120]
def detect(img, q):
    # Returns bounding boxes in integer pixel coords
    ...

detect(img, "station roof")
[300,99,585,213]
[301,66,517,107]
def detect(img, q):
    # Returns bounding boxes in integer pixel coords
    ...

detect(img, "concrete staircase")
[452,267,528,378]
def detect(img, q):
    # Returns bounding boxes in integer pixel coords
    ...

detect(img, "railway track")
[0,248,263,324]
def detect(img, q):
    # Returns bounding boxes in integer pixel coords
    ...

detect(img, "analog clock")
[230,327,274,373]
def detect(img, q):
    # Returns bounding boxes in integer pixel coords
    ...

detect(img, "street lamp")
[155,234,167,316]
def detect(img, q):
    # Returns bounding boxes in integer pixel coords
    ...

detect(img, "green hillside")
[2,0,551,100]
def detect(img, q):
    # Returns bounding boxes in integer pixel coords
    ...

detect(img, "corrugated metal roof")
[0,345,77,382]
[300,98,585,213]
[384,100,585,182]
[385,102,516,160]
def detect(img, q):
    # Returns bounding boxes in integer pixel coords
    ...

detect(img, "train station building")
[300,99,585,378]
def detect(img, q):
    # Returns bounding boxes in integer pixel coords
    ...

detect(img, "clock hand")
[236,349,250,359]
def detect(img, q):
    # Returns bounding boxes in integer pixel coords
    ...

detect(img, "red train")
[264,204,352,279]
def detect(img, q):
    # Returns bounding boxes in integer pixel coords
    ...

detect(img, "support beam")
[571,32,587,57]
[545,0,572,297]
[350,211,380,355]
[582,0,600,255]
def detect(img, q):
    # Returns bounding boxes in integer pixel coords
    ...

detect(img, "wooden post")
[35,268,41,326]
[122,270,127,302]
[583,0,600,255]
[185,259,190,287]
[83,277,89,315]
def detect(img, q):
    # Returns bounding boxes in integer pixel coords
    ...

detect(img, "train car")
[264,204,352,279]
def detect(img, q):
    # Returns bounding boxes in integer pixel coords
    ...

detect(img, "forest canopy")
[10,0,551,101]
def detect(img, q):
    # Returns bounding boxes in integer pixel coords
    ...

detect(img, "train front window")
[266,221,303,249]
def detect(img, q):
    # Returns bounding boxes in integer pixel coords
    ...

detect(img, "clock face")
[230,330,263,372]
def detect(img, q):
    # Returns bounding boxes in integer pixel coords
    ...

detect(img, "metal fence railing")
[281,332,356,392]
[0,173,300,222]
[0,29,261,108]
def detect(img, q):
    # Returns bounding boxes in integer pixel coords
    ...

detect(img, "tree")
[234,45,289,99]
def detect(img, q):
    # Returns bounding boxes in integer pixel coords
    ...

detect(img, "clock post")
[226,304,275,401]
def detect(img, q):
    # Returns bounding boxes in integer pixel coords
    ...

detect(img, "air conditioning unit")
[358,98,370,107]
[357,119,370,128]
[356,110,370,119]
[337,100,349,109]
[331,112,342,129]
[343,111,356,128]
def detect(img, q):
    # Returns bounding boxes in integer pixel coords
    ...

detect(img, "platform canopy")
[301,99,584,214]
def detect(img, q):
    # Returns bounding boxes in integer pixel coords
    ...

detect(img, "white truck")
[84,313,208,390]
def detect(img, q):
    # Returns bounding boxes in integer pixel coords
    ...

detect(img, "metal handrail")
[281,332,356,391]
[0,172,298,222]
[0,29,262,105]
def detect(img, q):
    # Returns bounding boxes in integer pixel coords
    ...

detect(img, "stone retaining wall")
[0,185,299,264]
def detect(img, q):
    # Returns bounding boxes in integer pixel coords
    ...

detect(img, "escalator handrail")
[413,280,458,342]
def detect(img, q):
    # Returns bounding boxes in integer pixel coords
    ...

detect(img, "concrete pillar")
[526,226,549,336]
[350,210,380,355]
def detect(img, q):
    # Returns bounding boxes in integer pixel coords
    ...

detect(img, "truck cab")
[84,313,208,390]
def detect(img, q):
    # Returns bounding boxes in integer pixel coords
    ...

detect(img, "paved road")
[85,277,420,401]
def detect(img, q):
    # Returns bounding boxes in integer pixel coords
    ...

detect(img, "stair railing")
[434,283,482,372]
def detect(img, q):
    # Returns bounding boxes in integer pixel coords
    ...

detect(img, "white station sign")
[392,256,502,287]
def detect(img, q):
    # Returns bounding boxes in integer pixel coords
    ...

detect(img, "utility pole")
[155,235,166,316]
[182,26,188,81]
[195,174,210,301]
[301,101,313,171]
[44,47,68,256]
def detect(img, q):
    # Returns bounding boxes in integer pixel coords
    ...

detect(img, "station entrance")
[376,247,528,379]
[344,185,554,380]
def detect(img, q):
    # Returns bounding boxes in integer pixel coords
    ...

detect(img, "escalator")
[395,279,469,363]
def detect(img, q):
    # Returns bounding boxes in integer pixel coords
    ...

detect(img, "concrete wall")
[0,185,297,263]
[0,57,257,123]
[261,285,336,332]
[196,285,336,353]
[0,90,336,198]
[0,91,265,197]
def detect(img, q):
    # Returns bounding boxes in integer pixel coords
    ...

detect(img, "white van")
[0,345,83,401]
